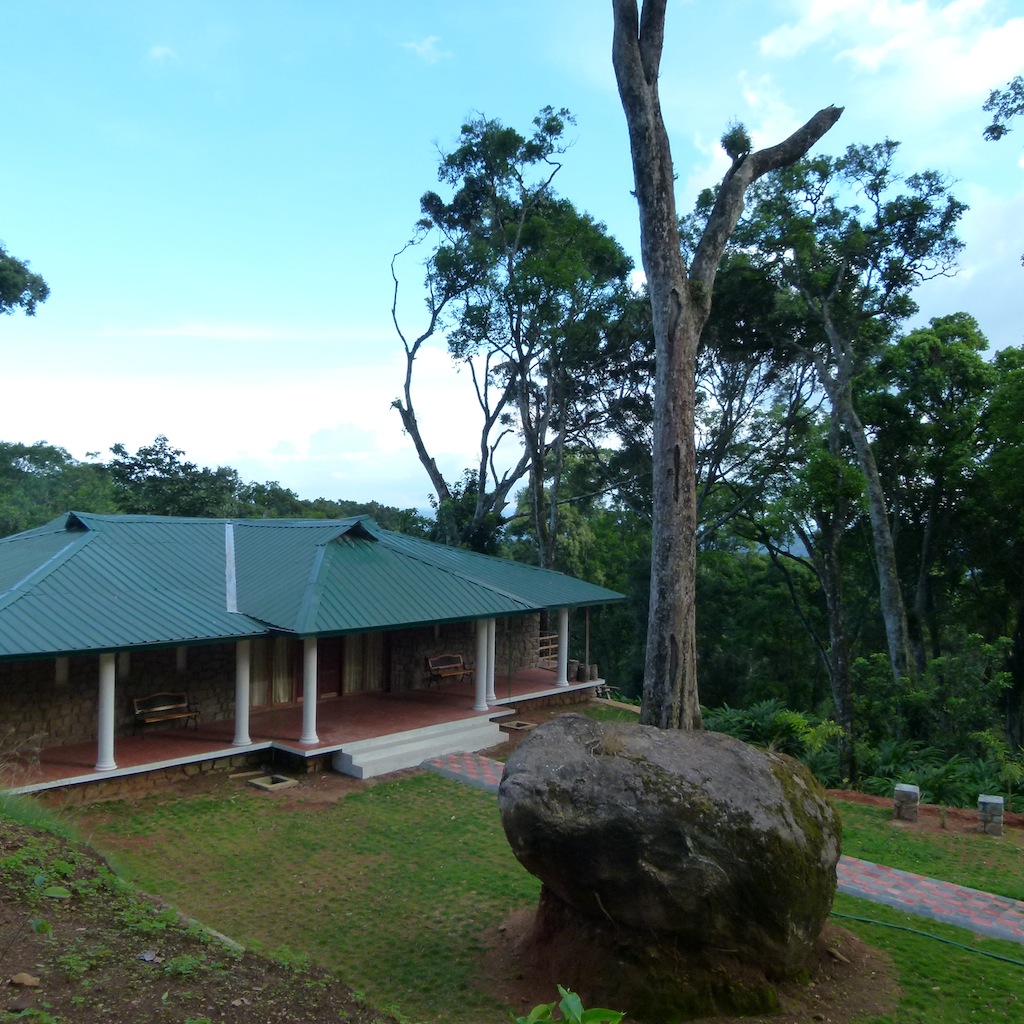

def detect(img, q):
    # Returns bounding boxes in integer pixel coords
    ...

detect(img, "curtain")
[342,633,385,693]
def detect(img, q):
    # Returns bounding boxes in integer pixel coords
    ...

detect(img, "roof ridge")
[294,542,330,634]
[0,531,94,616]
[374,533,536,609]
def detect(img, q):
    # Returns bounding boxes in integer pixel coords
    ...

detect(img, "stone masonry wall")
[0,644,237,749]
[387,613,542,691]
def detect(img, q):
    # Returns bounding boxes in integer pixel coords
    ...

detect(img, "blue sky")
[1,1,1021,509]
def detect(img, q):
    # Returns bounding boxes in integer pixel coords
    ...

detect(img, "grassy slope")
[75,774,538,1023]
[68,776,1024,1024]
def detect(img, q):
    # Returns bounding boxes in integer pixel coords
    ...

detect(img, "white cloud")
[400,35,451,65]
[762,1,1024,112]
[148,44,178,64]
[913,185,1024,351]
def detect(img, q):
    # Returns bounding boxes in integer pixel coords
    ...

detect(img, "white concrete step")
[331,717,503,780]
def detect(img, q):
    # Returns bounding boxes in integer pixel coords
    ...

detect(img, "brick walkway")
[423,752,1024,947]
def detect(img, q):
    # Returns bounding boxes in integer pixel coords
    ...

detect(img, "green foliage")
[0,433,431,539]
[703,699,840,759]
[983,74,1023,142]
[429,469,504,554]
[0,442,116,536]
[163,953,207,977]
[719,121,751,163]
[54,945,106,980]
[696,548,826,711]
[514,986,624,1024]
[853,633,1011,753]
[400,106,640,559]
[270,944,310,973]
[0,242,49,316]
[108,435,247,518]
[0,791,76,839]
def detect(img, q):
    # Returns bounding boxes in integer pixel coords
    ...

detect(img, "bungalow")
[0,512,624,797]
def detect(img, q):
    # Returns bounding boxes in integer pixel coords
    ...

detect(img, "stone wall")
[386,613,542,691]
[0,644,237,749]
[496,613,544,676]
[0,656,97,750]
[35,750,264,808]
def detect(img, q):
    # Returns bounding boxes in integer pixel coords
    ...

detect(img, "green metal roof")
[0,512,625,660]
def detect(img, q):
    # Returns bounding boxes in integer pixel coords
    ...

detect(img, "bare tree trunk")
[812,318,917,684]
[819,413,857,782]
[611,0,842,728]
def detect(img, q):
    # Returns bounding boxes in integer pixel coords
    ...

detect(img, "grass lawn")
[66,771,1024,1024]
[837,798,1024,900]
[73,772,539,1024]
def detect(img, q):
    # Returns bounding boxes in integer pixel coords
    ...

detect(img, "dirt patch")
[480,907,899,1024]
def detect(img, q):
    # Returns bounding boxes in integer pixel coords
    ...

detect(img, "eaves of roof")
[0,512,627,660]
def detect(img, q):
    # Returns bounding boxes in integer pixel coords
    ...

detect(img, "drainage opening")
[248,774,298,792]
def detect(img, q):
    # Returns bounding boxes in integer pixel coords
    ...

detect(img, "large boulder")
[498,713,840,980]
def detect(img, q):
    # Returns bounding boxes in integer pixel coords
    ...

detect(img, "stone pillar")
[300,637,319,745]
[486,618,496,703]
[978,794,1005,836]
[474,620,489,711]
[95,652,117,771]
[556,608,569,687]
[233,639,252,746]
[893,783,920,821]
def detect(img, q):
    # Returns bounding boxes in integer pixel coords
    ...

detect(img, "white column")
[473,620,489,710]
[95,653,117,771]
[300,637,319,745]
[556,608,569,686]
[233,639,252,746]
[486,618,496,703]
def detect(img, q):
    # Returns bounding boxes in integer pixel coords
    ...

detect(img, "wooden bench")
[425,653,472,689]
[132,692,199,734]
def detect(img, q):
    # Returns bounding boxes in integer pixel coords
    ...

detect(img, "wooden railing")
[537,633,559,667]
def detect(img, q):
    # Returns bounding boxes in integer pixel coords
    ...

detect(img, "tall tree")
[611,0,842,728]
[740,411,865,781]
[863,313,994,670]
[972,346,1024,745]
[392,108,635,561]
[108,436,244,518]
[0,442,115,536]
[736,141,966,684]
[0,242,49,316]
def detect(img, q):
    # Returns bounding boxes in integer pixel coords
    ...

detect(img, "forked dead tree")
[611,0,843,728]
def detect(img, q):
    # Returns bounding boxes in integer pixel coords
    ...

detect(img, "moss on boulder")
[498,714,841,987]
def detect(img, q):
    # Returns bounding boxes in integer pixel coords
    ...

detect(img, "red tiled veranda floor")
[3,668,601,795]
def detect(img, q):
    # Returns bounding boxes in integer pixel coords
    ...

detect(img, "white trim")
[224,523,238,613]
